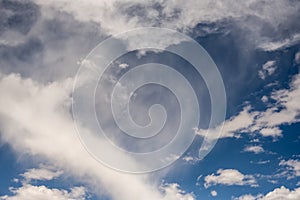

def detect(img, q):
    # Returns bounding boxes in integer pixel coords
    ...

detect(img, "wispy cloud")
[0,73,195,200]
[258,33,300,52]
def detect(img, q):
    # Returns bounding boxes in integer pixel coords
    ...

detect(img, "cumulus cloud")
[261,96,268,103]
[160,183,195,200]
[258,61,277,80]
[0,166,85,200]
[243,146,265,154]
[253,74,300,132]
[279,159,300,178]
[204,169,257,188]
[21,167,63,182]
[235,186,300,200]
[0,184,86,200]
[259,127,282,138]
[196,106,255,140]
[211,190,217,197]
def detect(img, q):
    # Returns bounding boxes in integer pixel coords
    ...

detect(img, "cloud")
[21,167,63,182]
[279,159,300,178]
[258,61,277,80]
[210,190,217,197]
[0,73,195,200]
[254,73,300,133]
[250,160,270,165]
[32,0,300,53]
[0,0,107,84]
[0,167,86,200]
[118,63,129,69]
[0,184,86,200]
[243,146,265,154]
[0,1,299,199]
[196,106,256,140]
[261,96,268,103]
[261,186,300,200]
[197,73,300,141]
[204,169,257,188]
[234,186,300,200]
[258,33,300,52]
[253,74,300,131]
[259,127,282,138]
[234,194,259,200]
[238,159,300,199]
[160,183,195,200]
[295,51,300,64]
[0,0,40,35]
[182,156,199,164]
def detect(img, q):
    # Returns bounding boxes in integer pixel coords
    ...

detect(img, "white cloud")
[211,190,217,197]
[1,165,86,200]
[119,63,129,69]
[0,1,299,198]
[295,52,300,64]
[35,0,138,34]
[0,185,85,200]
[258,61,277,80]
[235,186,300,200]
[253,74,300,131]
[251,160,270,165]
[21,167,63,182]
[0,73,192,200]
[196,106,256,140]
[182,156,199,164]
[234,194,259,200]
[3,166,192,200]
[243,146,264,154]
[198,73,300,140]
[194,73,299,163]
[261,96,268,103]
[261,186,300,200]
[258,33,300,52]
[33,0,300,52]
[279,159,300,177]
[259,127,282,138]
[160,183,195,200]
[204,169,257,188]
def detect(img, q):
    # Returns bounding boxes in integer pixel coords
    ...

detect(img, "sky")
[0,0,300,199]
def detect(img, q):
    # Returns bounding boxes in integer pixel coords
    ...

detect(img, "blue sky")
[0,0,300,199]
